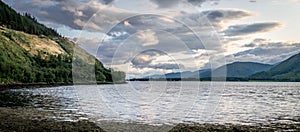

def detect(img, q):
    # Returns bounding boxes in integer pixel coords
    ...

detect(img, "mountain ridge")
[201,62,273,78]
[251,52,300,81]
[139,56,300,82]
[140,62,275,81]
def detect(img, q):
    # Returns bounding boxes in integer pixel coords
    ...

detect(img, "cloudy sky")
[4,0,300,78]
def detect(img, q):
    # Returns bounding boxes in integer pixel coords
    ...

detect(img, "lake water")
[1,81,300,126]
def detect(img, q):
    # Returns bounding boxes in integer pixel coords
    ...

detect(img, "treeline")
[0,0,59,37]
[0,49,125,84]
[0,53,72,83]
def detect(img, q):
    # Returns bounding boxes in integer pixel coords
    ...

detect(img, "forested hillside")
[251,53,300,81]
[0,1,125,84]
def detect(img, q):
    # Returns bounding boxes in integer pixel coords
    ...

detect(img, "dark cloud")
[6,0,133,31]
[223,22,282,36]
[102,0,114,4]
[202,9,252,23]
[150,0,181,8]
[50,0,114,5]
[50,0,70,2]
[150,0,218,8]
[6,0,83,29]
[244,43,256,47]
[187,0,206,6]
[206,11,224,20]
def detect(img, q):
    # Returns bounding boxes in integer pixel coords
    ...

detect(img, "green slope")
[0,1,125,84]
[251,53,300,81]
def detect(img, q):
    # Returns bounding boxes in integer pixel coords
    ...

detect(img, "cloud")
[105,14,210,51]
[203,9,252,22]
[101,0,115,4]
[243,43,256,47]
[7,0,134,32]
[229,40,300,64]
[223,22,282,36]
[123,21,131,27]
[201,39,300,69]
[202,9,252,28]
[105,15,181,42]
[136,29,159,46]
[131,50,162,66]
[243,38,269,47]
[150,0,181,8]
[187,0,207,6]
[166,9,253,50]
[131,55,153,66]
[130,49,184,70]
[127,49,185,70]
[83,10,241,69]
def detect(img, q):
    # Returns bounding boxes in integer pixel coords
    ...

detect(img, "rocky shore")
[1,107,300,132]
[0,107,105,132]
[169,122,300,132]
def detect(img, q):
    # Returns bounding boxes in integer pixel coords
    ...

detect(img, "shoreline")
[0,82,127,90]
[1,80,299,91]
[128,79,300,82]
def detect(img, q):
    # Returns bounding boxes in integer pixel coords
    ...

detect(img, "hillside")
[201,62,273,78]
[251,53,300,81]
[0,1,125,84]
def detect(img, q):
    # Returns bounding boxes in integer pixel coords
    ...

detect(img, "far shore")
[2,80,300,90]
[128,78,300,82]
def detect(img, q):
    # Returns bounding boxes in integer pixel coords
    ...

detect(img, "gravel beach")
[1,107,300,132]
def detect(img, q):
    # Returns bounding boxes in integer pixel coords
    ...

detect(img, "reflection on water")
[0,82,300,125]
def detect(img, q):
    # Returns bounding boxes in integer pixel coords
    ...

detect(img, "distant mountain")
[146,69,210,79]
[166,69,210,79]
[144,62,273,81]
[136,54,300,82]
[251,53,300,81]
[202,62,273,78]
